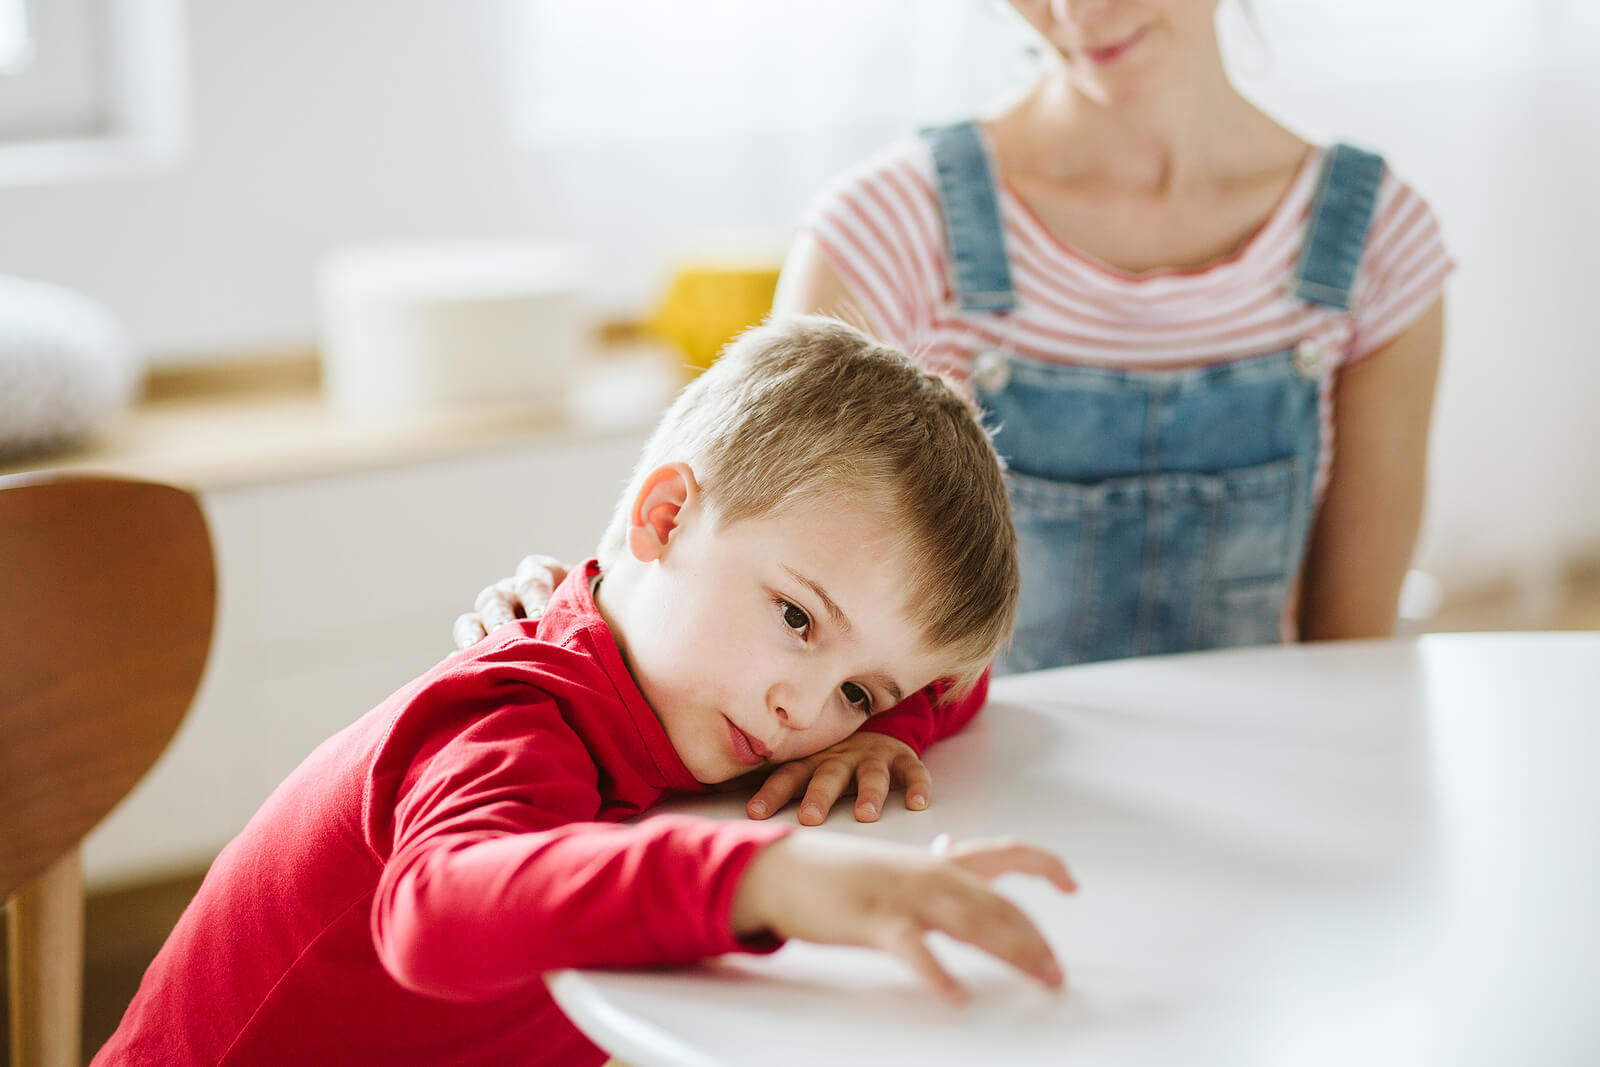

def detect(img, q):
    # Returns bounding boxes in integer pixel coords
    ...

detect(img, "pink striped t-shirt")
[799,137,1452,382]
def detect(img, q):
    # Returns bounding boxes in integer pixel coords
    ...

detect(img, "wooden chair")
[0,472,215,1067]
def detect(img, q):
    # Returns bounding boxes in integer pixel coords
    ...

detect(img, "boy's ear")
[626,462,698,563]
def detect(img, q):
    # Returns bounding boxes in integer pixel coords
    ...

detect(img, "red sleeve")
[855,668,990,755]
[368,699,790,1003]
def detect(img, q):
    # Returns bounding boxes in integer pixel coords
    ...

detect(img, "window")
[0,0,111,142]
[1,0,30,73]
[0,0,186,186]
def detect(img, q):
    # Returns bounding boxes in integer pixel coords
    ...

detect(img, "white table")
[549,633,1600,1066]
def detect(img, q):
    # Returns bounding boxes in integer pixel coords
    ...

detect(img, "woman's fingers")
[451,613,488,650]
[949,840,1077,894]
[512,555,567,619]
[797,759,857,826]
[475,577,522,632]
[455,556,568,651]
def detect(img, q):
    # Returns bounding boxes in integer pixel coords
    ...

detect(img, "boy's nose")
[769,679,830,731]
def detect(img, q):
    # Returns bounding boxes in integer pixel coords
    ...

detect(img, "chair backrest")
[0,471,215,897]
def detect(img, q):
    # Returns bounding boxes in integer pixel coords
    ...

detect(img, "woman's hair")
[600,314,1018,690]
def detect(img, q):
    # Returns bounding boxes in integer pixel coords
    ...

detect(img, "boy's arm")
[374,813,790,1002]
[367,692,790,1003]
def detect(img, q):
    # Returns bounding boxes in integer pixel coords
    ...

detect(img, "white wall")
[0,0,1595,591]
[1230,11,1600,591]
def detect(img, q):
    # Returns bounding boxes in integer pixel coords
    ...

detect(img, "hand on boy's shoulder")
[730,832,1075,1003]
[452,555,570,650]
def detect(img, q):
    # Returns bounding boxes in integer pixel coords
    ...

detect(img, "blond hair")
[601,315,1017,690]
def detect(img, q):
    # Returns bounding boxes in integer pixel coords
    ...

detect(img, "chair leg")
[7,848,84,1067]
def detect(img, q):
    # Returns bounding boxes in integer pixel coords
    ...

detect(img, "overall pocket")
[1000,456,1306,671]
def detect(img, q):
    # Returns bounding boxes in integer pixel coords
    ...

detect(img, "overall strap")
[920,122,1018,313]
[1293,142,1386,310]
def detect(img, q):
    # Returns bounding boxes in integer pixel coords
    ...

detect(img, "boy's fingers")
[451,613,488,650]
[797,760,855,825]
[880,920,968,1004]
[922,883,1064,990]
[853,762,892,821]
[950,841,1077,893]
[894,754,934,811]
[745,762,811,819]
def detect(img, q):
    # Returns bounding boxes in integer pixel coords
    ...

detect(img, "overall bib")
[921,123,1384,673]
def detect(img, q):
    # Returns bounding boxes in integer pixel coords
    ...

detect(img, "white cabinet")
[82,430,648,888]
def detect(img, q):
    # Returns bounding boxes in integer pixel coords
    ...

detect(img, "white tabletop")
[549,633,1600,1066]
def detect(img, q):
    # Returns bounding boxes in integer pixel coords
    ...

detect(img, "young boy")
[95,316,1074,1066]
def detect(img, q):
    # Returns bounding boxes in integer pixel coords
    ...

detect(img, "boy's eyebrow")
[864,671,905,708]
[783,565,852,635]
[782,565,905,706]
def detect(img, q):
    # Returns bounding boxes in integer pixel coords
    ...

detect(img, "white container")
[317,241,586,419]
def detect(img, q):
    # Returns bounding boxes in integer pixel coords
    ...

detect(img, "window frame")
[0,0,188,188]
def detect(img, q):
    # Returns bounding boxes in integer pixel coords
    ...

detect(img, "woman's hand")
[730,832,1075,1003]
[451,555,569,649]
[746,732,932,826]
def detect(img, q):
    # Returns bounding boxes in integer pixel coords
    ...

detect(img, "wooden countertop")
[0,345,683,492]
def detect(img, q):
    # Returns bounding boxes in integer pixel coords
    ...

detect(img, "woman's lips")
[725,717,771,767]
[1082,27,1147,65]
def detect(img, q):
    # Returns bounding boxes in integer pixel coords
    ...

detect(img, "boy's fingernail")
[909,793,928,809]
[858,803,878,818]
[748,801,768,817]
[800,804,821,820]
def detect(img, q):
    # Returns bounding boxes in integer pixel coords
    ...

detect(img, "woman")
[459,0,1450,825]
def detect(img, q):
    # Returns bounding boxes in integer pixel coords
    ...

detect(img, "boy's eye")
[840,681,872,714]
[779,599,811,635]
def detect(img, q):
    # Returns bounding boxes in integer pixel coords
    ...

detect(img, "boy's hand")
[746,733,930,825]
[451,555,569,649]
[731,833,1075,1002]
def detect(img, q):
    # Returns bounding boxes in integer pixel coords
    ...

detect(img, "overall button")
[1294,338,1328,379]
[972,349,1012,392]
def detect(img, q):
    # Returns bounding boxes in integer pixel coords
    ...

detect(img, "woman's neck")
[998,55,1286,195]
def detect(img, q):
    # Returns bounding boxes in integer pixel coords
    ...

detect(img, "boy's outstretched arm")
[731,831,1074,1002]
[745,672,990,826]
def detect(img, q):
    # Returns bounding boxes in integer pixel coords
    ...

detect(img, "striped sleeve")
[1348,168,1454,365]
[796,142,948,349]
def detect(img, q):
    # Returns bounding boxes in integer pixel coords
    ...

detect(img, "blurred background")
[1,1,1596,1060]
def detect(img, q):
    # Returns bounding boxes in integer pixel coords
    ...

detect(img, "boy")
[96,316,1074,1066]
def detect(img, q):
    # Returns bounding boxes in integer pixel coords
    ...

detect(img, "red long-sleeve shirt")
[95,563,794,1066]
[95,560,983,1065]
[861,671,988,755]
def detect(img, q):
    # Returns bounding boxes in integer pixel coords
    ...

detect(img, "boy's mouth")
[724,717,771,766]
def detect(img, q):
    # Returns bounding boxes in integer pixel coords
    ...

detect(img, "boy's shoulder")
[423,557,613,690]
[372,559,694,796]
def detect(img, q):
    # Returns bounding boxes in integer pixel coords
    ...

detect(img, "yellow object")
[646,261,781,376]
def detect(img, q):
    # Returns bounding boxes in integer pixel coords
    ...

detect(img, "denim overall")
[921,123,1385,673]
